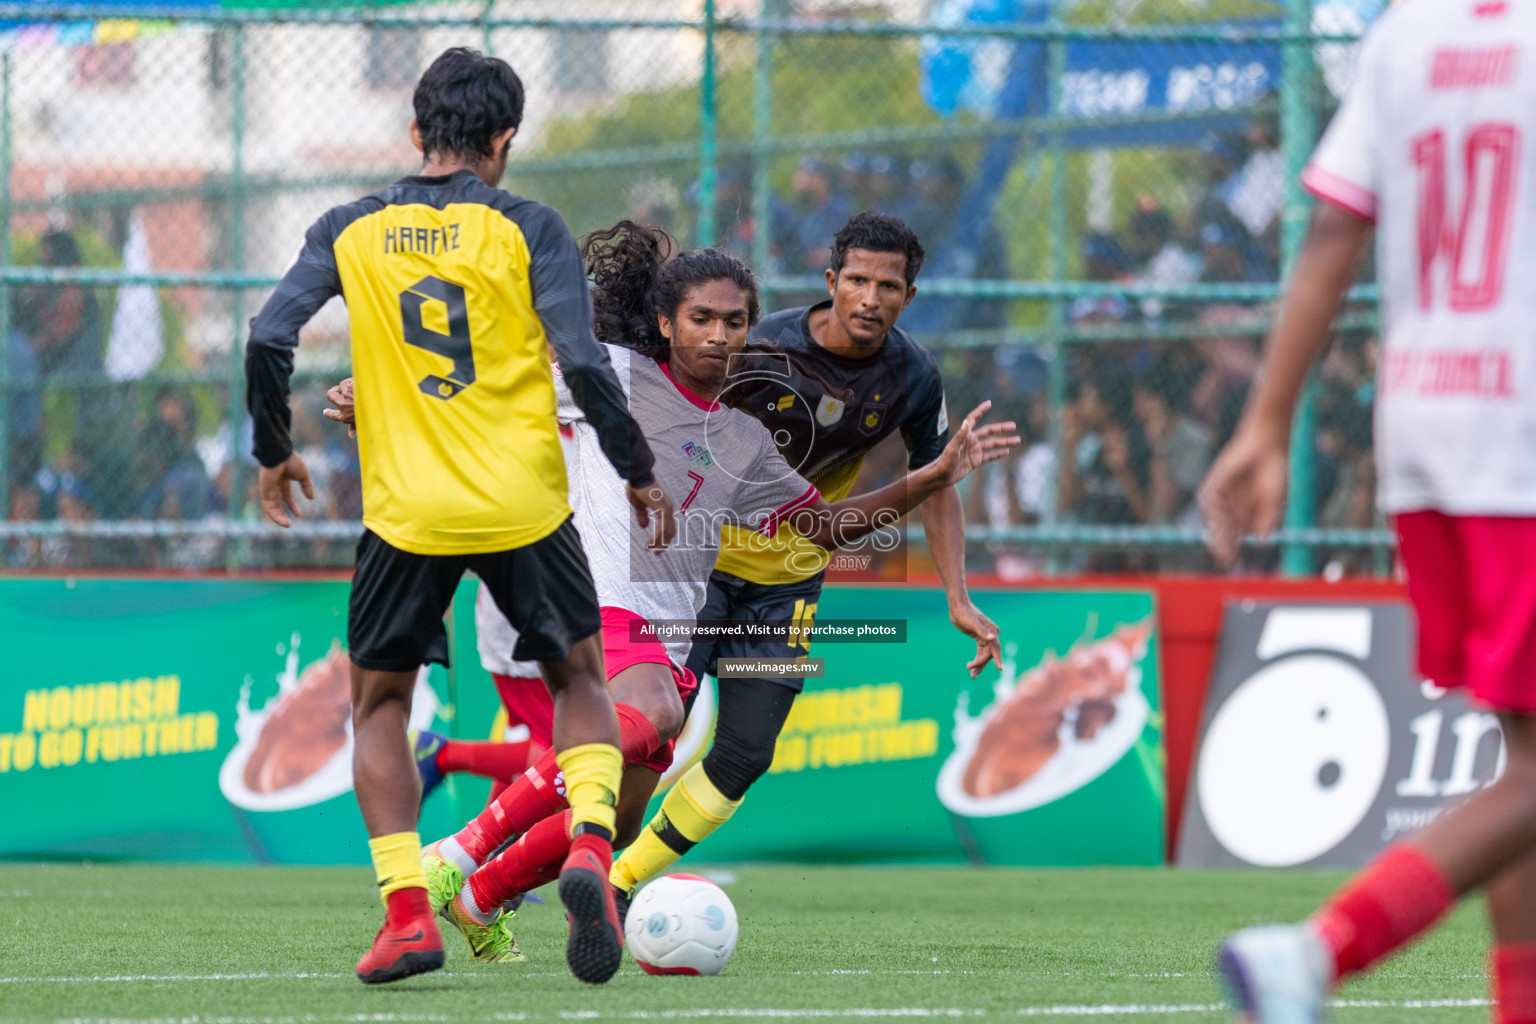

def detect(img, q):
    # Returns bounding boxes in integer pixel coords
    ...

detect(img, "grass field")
[0,862,1494,1023]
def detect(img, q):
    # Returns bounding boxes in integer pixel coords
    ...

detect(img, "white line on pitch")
[1332,999,1492,1009]
[548,1013,984,1020]
[0,973,356,984]
[5,1000,1500,1024]
[0,969,969,985]
[47,1017,455,1024]
[1012,1001,1493,1017]
[1016,1007,1223,1017]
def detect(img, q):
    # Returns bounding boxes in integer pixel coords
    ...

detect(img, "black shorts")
[684,570,824,693]
[348,518,601,673]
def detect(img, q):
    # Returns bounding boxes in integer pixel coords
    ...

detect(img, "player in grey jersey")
[327,222,1017,955]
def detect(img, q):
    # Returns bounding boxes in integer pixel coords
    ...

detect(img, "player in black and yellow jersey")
[244,48,671,987]
[610,212,1004,898]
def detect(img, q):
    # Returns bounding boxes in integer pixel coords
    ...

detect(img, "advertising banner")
[1177,602,1504,869]
[662,586,1165,867]
[0,578,459,864]
[0,579,1162,867]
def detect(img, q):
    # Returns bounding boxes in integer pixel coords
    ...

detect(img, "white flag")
[104,209,164,381]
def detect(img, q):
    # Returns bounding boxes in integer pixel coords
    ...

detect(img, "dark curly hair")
[582,220,760,362]
[413,47,524,161]
[829,211,925,285]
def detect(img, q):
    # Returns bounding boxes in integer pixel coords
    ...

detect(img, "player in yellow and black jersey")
[244,48,669,988]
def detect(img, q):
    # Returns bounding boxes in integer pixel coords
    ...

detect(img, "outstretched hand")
[931,400,1021,487]
[323,377,356,438]
[258,453,315,529]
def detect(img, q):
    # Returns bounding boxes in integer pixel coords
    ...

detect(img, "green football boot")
[442,889,526,963]
[420,840,463,915]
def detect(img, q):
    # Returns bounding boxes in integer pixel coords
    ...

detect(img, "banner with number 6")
[1177,602,1503,869]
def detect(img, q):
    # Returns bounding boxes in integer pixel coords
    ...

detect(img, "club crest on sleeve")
[859,400,886,436]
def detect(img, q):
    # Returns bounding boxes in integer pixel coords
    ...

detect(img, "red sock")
[1494,945,1536,1024]
[1310,843,1456,981]
[484,744,548,807]
[383,886,432,927]
[563,828,614,873]
[452,704,660,865]
[617,702,662,762]
[470,810,573,911]
[437,737,533,782]
[453,749,568,864]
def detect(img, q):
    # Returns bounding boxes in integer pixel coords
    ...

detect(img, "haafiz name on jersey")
[384,224,462,256]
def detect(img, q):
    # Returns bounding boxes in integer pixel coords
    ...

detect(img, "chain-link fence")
[0,0,1386,574]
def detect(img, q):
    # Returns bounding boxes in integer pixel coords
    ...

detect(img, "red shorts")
[1397,510,1536,713]
[491,606,697,774]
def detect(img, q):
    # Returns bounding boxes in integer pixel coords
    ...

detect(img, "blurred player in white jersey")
[1201,2,1536,1021]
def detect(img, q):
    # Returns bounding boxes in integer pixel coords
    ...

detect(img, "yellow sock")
[368,831,426,902]
[610,763,741,894]
[556,742,622,837]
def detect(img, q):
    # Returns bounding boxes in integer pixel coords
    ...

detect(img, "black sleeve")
[520,202,656,488]
[901,343,949,470]
[244,211,346,468]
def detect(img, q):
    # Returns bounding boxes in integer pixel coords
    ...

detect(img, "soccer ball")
[624,873,738,975]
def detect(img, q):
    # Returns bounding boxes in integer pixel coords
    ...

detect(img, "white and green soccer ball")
[625,873,738,976]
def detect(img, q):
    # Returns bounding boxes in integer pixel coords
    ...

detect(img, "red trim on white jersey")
[1301,164,1378,221]
[757,484,820,537]
[659,360,720,412]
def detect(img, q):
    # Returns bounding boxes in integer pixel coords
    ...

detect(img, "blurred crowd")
[715,118,1380,577]
[3,227,364,569]
[4,121,1386,573]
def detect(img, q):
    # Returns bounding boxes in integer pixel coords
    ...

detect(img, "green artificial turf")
[0,862,1492,1022]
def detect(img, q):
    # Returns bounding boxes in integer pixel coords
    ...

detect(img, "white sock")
[439,836,478,877]
[458,879,498,924]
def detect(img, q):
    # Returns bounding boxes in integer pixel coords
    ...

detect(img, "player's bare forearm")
[923,484,1002,675]
[1245,200,1373,437]
[801,436,1011,549]
[922,484,970,609]
[1198,200,1372,567]
[796,465,944,550]
[794,401,1018,550]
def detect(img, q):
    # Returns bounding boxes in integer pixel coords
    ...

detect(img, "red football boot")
[558,828,624,984]
[356,887,445,984]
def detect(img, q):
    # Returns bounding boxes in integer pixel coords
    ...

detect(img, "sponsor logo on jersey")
[936,397,948,435]
[815,395,846,426]
[682,440,715,469]
[776,394,796,411]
